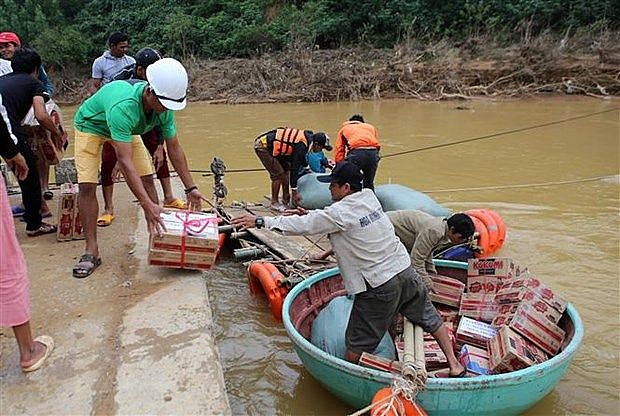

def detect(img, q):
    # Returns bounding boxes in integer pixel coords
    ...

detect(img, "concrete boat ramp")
[0,184,230,415]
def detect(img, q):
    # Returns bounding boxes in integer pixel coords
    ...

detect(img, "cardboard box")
[497,276,567,314]
[429,274,465,308]
[424,339,448,370]
[459,344,492,375]
[507,303,565,355]
[148,211,219,270]
[455,316,497,349]
[56,183,83,241]
[488,326,538,373]
[22,100,67,165]
[1,162,19,189]
[359,352,403,374]
[467,275,507,294]
[492,295,562,324]
[467,258,528,278]
[459,293,499,323]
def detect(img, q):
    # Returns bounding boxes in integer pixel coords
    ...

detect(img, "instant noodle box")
[148,211,219,270]
[56,183,84,241]
[467,258,528,278]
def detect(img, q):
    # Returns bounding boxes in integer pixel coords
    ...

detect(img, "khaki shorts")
[254,138,287,181]
[74,130,154,183]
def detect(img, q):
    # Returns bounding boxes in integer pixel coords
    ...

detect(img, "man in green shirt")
[72,57,205,278]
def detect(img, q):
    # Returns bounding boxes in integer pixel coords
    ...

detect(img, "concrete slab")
[0,182,230,415]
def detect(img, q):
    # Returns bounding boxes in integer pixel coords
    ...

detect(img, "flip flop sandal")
[72,253,102,279]
[26,223,57,237]
[42,190,53,200]
[97,213,115,227]
[163,199,187,209]
[22,335,54,373]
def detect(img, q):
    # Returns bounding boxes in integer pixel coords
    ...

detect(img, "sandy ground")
[0,182,230,415]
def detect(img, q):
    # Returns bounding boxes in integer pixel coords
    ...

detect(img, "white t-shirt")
[265,189,411,294]
[0,59,12,76]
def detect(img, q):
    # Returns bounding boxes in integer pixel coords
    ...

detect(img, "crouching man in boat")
[72,57,205,278]
[254,127,327,211]
[231,161,465,376]
[388,210,475,290]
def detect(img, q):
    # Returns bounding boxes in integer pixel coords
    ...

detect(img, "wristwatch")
[255,216,265,229]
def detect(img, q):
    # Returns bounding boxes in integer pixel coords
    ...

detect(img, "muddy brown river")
[62,96,619,415]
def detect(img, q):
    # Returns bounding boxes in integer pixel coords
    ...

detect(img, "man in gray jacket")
[231,161,465,377]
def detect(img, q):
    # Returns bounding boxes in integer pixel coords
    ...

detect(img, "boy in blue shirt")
[306,132,333,173]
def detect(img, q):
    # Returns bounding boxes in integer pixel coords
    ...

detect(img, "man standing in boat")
[72,57,205,278]
[254,127,327,211]
[388,210,475,290]
[231,161,465,377]
[334,114,381,190]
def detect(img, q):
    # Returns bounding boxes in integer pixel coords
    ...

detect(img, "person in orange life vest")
[335,114,380,190]
[254,128,325,211]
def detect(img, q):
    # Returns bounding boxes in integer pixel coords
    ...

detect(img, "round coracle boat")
[282,260,583,416]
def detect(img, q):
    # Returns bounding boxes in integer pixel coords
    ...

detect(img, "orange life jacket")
[272,128,308,157]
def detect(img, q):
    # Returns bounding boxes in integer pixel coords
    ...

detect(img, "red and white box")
[459,344,491,375]
[455,316,497,349]
[467,275,508,294]
[492,294,562,324]
[56,183,83,241]
[429,274,465,308]
[488,326,538,373]
[507,302,565,355]
[359,352,403,374]
[497,276,567,314]
[148,210,219,270]
[467,258,528,278]
[424,339,448,370]
[459,293,499,323]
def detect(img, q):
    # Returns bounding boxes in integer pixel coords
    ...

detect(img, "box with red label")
[148,211,219,270]
[359,352,403,374]
[467,275,509,294]
[497,277,566,314]
[459,293,499,323]
[507,302,565,355]
[492,295,562,324]
[56,183,83,241]
[467,258,528,278]
[459,344,491,375]
[488,326,538,373]
[22,100,67,165]
[429,274,465,308]
[455,316,497,349]
[424,339,448,370]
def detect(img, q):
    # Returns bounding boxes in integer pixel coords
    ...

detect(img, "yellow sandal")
[163,199,187,209]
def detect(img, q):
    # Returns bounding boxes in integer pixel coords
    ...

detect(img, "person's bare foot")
[20,339,49,369]
[448,363,466,378]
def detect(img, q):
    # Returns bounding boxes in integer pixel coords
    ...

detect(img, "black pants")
[17,138,42,231]
[346,148,380,190]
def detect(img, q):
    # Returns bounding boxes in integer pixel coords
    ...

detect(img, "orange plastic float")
[247,262,289,322]
[465,209,506,257]
[370,387,428,416]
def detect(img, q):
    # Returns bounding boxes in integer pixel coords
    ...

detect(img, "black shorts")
[345,266,443,355]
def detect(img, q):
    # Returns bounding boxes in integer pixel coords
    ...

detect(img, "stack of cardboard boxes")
[360,257,568,377]
[56,183,83,241]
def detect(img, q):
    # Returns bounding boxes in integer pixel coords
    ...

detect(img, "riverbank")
[52,36,620,105]
[0,182,230,415]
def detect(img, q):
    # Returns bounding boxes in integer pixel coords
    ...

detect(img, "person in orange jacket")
[335,114,380,190]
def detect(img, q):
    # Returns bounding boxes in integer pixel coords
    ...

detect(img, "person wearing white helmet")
[72,57,206,278]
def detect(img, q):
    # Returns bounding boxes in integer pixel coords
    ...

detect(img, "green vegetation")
[0,0,616,66]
